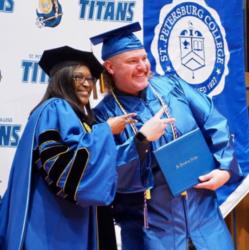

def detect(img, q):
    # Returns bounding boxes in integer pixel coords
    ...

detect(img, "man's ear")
[103,60,114,75]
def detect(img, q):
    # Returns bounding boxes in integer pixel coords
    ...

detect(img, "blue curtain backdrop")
[143,0,249,204]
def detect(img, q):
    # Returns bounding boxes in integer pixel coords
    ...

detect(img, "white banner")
[0,0,143,195]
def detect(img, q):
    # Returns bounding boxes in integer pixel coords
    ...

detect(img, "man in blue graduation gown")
[91,23,241,250]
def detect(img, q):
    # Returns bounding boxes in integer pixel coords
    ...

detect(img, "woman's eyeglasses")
[73,74,97,85]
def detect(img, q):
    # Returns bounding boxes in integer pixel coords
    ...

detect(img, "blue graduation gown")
[0,98,117,250]
[94,75,239,250]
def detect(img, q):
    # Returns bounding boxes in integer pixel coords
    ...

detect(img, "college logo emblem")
[179,21,205,78]
[151,0,229,96]
[36,0,63,28]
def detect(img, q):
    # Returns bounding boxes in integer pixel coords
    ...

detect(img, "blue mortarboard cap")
[90,22,144,60]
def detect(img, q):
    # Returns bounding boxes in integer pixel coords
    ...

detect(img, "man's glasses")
[72,74,97,85]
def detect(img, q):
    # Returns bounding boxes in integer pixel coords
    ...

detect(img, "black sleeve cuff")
[134,132,150,157]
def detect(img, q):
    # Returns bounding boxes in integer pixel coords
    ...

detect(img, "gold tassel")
[92,81,98,99]
[181,191,188,197]
[100,73,105,93]
[144,189,151,229]
[145,189,151,200]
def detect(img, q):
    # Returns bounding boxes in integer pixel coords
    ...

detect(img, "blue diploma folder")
[153,128,216,197]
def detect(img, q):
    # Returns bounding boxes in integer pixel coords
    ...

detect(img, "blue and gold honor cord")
[111,86,187,229]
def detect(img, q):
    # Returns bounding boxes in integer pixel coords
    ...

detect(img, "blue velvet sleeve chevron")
[33,98,118,207]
